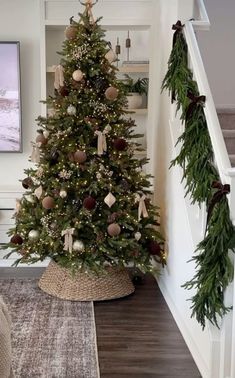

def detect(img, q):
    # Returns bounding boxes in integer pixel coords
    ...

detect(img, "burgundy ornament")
[147,240,161,256]
[59,87,69,97]
[10,234,23,245]
[83,196,96,210]
[113,138,127,151]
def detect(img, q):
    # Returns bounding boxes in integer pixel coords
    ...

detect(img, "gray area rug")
[0,279,100,378]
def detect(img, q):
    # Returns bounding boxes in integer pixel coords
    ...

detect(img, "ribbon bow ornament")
[30,142,41,163]
[80,0,98,24]
[61,228,75,253]
[95,127,110,156]
[206,181,230,228]
[185,92,206,122]
[135,194,149,222]
[54,65,64,90]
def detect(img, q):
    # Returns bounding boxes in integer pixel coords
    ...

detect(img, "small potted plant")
[122,75,149,110]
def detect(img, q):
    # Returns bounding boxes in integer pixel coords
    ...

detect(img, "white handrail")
[192,0,210,30]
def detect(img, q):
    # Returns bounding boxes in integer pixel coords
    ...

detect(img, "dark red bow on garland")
[185,92,206,122]
[206,181,230,228]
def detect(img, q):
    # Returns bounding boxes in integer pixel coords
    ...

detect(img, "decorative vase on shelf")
[126,93,143,109]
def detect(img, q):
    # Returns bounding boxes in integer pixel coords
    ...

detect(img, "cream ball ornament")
[28,230,40,240]
[72,69,83,82]
[67,105,76,116]
[59,189,67,198]
[73,240,85,252]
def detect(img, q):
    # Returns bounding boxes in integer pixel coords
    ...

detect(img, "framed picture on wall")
[0,41,22,152]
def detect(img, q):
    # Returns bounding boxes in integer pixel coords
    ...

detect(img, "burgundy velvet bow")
[206,181,230,227]
[185,92,206,121]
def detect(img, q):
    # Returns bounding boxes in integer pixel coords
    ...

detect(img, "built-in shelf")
[128,108,148,115]
[47,64,149,74]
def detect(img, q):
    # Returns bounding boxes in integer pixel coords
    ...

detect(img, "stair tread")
[222,129,235,137]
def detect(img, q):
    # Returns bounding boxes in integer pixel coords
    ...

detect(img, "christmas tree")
[5,1,165,275]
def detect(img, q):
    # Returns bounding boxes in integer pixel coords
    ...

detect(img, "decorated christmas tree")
[5,1,165,295]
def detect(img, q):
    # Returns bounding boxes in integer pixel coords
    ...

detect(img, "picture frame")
[0,41,22,152]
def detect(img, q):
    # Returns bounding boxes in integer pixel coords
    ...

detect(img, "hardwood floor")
[94,274,202,378]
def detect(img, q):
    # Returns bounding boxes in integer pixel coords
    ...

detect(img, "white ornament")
[67,105,76,116]
[135,232,142,241]
[15,199,21,214]
[73,240,85,252]
[105,49,117,64]
[59,189,67,198]
[34,186,43,199]
[25,195,35,203]
[43,130,50,139]
[72,69,83,82]
[104,192,116,208]
[96,173,102,179]
[28,230,40,240]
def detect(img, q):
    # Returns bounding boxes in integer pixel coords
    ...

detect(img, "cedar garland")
[162,20,235,329]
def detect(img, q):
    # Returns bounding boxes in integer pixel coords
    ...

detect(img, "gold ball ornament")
[72,69,83,82]
[42,196,55,210]
[105,49,117,64]
[36,133,47,145]
[65,25,77,40]
[74,150,87,163]
[28,230,40,240]
[107,223,121,237]
[105,86,119,101]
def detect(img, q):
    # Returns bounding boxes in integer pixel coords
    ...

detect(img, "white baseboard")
[157,277,210,378]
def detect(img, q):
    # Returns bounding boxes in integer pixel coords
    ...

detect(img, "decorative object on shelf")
[122,75,149,109]
[115,37,121,67]
[162,20,235,329]
[3,0,165,302]
[126,31,131,62]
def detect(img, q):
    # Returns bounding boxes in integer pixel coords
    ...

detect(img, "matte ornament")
[105,86,118,101]
[67,105,76,116]
[104,192,116,208]
[59,87,69,97]
[107,223,121,237]
[59,189,67,198]
[105,49,117,63]
[28,230,40,240]
[10,234,23,245]
[72,69,83,82]
[135,232,141,241]
[65,25,77,40]
[74,150,87,163]
[22,177,33,189]
[36,133,47,145]
[73,240,85,252]
[42,196,55,210]
[148,240,161,256]
[113,138,127,151]
[83,196,96,210]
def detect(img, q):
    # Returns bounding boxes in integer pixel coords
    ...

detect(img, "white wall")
[0,0,41,188]
[197,0,235,109]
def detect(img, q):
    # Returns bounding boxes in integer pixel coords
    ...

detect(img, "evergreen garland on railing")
[162,20,235,329]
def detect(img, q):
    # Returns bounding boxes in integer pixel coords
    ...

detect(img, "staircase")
[218,112,235,167]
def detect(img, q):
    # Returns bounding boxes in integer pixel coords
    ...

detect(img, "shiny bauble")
[105,86,118,101]
[73,240,85,252]
[43,130,50,139]
[148,240,161,256]
[42,196,55,210]
[105,49,117,63]
[67,105,76,116]
[83,196,96,210]
[22,177,33,189]
[107,223,121,237]
[135,232,142,241]
[113,138,127,151]
[28,229,40,240]
[65,25,77,40]
[72,69,83,82]
[10,234,23,245]
[74,150,87,163]
[36,133,47,145]
[59,189,67,198]
[25,195,35,203]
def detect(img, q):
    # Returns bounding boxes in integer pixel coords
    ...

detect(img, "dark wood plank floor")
[94,274,202,378]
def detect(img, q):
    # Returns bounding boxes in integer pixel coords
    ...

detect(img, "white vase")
[126,93,143,109]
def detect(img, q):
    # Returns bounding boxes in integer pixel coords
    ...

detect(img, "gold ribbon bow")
[136,194,149,221]
[61,228,75,253]
[54,65,64,90]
